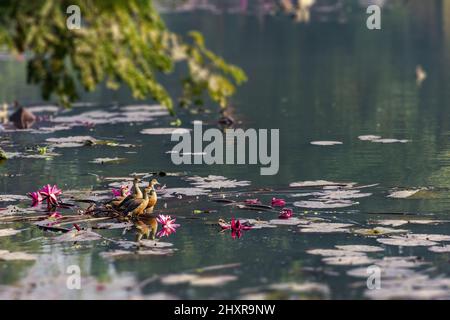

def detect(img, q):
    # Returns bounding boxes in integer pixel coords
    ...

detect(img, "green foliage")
[0,0,246,114]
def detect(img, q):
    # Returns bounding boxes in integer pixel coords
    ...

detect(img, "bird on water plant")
[0,0,247,116]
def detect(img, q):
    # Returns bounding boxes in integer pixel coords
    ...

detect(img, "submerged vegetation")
[0,0,247,113]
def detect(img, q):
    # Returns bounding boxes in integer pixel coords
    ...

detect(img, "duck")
[144,179,160,213]
[117,176,143,209]
[123,186,152,217]
[134,216,158,241]
[106,186,130,208]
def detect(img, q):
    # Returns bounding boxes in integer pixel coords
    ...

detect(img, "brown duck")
[107,186,130,208]
[123,187,151,217]
[144,179,160,213]
[117,177,142,209]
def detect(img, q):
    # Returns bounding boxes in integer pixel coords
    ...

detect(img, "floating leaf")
[0,228,22,237]
[387,190,422,199]
[335,245,384,252]
[140,128,191,135]
[189,275,237,287]
[353,227,408,236]
[54,229,102,242]
[377,237,437,247]
[310,141,343,146]
[294,199,356,209]
[300,222,353,233]
[0,250,36,261]
[322,255,375,266]
[307,249,366,257]
[289,180,351,188]
[358,135,381,141]
[90,157,126,164]
[429,245,450,253]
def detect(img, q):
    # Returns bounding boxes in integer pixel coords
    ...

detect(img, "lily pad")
[0,250,36,261]
[54,229,102,242]
[0,194,29,202]
[189,275,238,287]
[294,199,356,209]
[300,222,353,233]
[310,141,343,146]
[387,190,421,198]
[322,255,375,266]
[307,249,366,257]
[353,227,408,236]
[140,128,191,135]
[358,135,381,141]
[377,236,437,247]
[429,245,450,253]
[335,245,384,252]
[186,175,251,189]
[90,157,126,164]
[289,180,351,188]
[0,228,22,237]
[268,218,306,226]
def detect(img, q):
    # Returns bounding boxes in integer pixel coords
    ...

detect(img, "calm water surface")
[1,6,450,299]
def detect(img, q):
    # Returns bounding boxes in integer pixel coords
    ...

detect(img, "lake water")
[1,3,450,299]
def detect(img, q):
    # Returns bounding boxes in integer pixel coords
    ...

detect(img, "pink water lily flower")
[230,218,252,239]
[39,184,62,205]
[28,191,43,204]
[279,208,293,219]
[271,197,286,207]
[112,185,130,197]
[156,214,180,238]
[244,199,261,205]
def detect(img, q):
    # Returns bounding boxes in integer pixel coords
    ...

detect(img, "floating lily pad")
[268,218,306,226]
[375,256,427,268]
[353,227,408,236]
[307,249,366,257]
[46,136,96,148]
[54,229,102,242]
[186,175,251,189]
[160,273,237,287]
[139,240,174,248]
[347,267,416,279]
[160,274,199,285]
[335,245,384,252]
[294,199,356,209]
[0,250,36,261]
[140,128,191,135]
[322,255,375,266]
[314,189,372,200]
[371,138,409,144]
[90,157,126,164]
[160,187,211,198]
[0,194,29,202]
[371,219,446,227]
[267,282,330,295]
[429,245,450,253]
[387,189,421,198]
[377,236,437,247]
[0,228,22,237]
[96,222,134,229]
[189,275,238,287]
[289,180,351,188]
[310,141,343,146]
[300,222,353,233]
[358,135,381,141]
